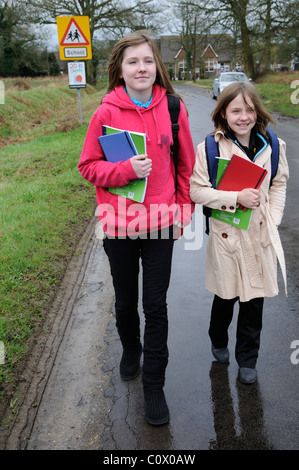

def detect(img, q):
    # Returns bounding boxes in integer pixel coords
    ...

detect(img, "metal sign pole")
[77,88,83,124]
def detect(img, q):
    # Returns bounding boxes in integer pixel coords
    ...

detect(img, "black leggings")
[103,227,174,390]
[209,295,264,368]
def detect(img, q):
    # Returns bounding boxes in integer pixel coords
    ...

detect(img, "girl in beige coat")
[190,82,289,384]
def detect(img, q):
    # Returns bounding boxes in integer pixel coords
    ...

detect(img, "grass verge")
[0,126,96,387]
[0,79,106,415]
[0,75,102,145]
[254,82,299,118]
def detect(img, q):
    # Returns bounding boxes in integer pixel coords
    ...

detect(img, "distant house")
[159,35,182,79]
[159,34,235,79]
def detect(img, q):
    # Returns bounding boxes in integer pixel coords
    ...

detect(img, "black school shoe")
[144,389,169,426]
[211,344,230,363]
[120,344,142,381]
[239,367,257,384]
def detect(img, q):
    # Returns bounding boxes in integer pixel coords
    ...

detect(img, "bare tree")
[164,0,298,76]
[253,0,298,71]
[22,0,161,42]
[20,0,161,82]
[0,0,54,76]
[165,0,256,77]
[161,0,218,80]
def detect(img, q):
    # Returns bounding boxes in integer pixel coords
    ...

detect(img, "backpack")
[167,93,180,188]
[203,127,280,234]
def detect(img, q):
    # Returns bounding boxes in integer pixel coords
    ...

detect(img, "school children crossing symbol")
[56,16,92,60]
[60,18,89,46]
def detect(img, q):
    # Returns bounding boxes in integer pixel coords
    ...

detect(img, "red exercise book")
[216,154,268,211]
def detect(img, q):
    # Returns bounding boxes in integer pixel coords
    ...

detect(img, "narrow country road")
[3,84,298,452]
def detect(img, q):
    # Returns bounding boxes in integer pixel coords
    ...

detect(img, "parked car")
[212,72,252,99]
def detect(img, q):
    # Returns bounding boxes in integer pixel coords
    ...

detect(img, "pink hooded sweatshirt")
[78,84,195,236]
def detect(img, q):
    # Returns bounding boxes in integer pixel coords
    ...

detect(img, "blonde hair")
[107,30,176,95]
[212,82,275,137]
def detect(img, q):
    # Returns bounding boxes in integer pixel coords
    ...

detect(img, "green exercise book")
[102,125,147,203]
[103,125,146,154]
[211,157,253,230]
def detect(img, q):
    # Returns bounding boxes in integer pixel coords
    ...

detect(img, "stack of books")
[98,125,147,203]
[211,154,268,230]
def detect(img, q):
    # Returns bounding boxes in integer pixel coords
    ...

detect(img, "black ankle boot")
[144,389,169,425]
[120,344,142,380]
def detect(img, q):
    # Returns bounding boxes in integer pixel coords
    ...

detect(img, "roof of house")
[160,34,234,64]
[160,35,183,63]
[201,43,219,58]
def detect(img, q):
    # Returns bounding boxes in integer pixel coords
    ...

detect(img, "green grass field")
[0,77,105,406]
[0,127,95,379]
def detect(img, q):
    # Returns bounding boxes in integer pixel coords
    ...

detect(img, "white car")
[212,72,252,99]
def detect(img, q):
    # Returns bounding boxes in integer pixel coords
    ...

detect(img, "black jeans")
[209,295,264,368]
[103,226,174,391]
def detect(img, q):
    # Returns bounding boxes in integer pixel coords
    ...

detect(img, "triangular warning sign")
[60,18,89,46]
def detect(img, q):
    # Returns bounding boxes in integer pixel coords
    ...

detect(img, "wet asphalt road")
[12,84,298,451]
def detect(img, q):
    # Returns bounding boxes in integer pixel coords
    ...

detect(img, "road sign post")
[57,16,92,124]
[76,88,83,125]
[67,62,86,124]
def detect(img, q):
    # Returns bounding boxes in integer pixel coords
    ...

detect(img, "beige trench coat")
[190,131,289,302]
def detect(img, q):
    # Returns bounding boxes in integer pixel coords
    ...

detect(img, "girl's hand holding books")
[130,155,152,179]
[237,188,261,209]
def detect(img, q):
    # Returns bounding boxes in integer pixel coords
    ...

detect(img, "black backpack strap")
[167,93,180,188]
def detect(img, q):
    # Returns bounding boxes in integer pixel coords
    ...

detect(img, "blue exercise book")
[98,127,148,203]
[98,131,138,163]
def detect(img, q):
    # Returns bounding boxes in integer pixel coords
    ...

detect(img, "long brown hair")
[212,82,275,137]
[107,30,176,95]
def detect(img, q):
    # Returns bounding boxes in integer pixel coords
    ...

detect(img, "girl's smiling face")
[120,42,157,103]
[224,93,257,146]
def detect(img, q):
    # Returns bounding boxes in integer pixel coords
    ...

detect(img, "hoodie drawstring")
[135,106,162,146]
[152,107,162,145]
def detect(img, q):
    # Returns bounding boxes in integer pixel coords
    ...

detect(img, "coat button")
[221,205,226,210]
[222,233,228,238]
[229,206,234,210]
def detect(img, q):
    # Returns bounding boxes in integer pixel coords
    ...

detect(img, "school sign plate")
[56,16,92,60]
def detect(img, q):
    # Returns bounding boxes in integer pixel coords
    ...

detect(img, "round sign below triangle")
[60,18,89,46]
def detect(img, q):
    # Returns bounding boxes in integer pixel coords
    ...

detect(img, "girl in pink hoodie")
[79,31,195,425]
